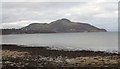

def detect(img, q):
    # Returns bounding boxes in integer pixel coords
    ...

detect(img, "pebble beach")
[1,44,120,69]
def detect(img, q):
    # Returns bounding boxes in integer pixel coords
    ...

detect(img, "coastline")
[1,44,119,69]
[1,31,108,35]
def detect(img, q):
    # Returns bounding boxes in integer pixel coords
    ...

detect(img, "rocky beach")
[1,44,120,69]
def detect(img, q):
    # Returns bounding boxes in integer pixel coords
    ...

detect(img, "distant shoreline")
[1,31,109,35]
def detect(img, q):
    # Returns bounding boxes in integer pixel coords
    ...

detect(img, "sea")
[1,32,118,53]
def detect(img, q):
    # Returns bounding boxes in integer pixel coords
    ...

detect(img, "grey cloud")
[1,0,119,2]
[2,2,85,23]
[1,2,118,31]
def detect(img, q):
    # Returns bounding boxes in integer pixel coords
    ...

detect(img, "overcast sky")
[1,0,118,31]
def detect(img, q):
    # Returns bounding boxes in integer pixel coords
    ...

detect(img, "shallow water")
[2,32,118,52]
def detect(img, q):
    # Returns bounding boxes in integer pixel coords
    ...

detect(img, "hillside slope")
[21,18,107,32]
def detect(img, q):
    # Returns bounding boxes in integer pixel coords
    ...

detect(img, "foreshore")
[1,44,120,69]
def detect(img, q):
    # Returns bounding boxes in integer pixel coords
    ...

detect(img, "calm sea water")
[2,32,118,52]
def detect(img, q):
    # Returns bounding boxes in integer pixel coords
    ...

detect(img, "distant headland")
[2,18,107,35]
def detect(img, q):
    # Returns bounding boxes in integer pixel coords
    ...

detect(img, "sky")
[0,0,119,31]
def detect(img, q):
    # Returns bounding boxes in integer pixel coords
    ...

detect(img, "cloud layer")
[1,1,118,31]
[1,0,119,2]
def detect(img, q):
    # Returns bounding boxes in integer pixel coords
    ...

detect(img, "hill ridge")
[21,18,107,32]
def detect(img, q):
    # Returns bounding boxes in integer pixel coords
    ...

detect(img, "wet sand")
[1,44,120,69]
